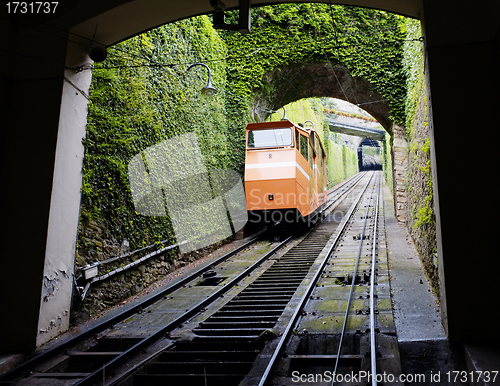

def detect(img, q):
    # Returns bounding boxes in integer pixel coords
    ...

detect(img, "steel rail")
[369,172,382,385]
[257,172,374,386]
[0,231,265,383]
[75,235,293,386]
[331,171,378,386]
[321,172,366,221]
[325,172,365,206]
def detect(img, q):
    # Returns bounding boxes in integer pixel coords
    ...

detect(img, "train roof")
[246,120,296,130]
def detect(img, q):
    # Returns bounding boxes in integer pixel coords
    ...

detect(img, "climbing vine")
[401,18,438,294]
[221,4,407,123]
[79,16,231,264]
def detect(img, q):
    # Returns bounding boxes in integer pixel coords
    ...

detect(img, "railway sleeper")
[249,281,303,287]
[156,351,260,361]
[240,288,296,294]
[193,335,261,340]
[270,256,316,261]
[259,269,311,274]
[227,299,291,305]
[209,315,278,321]
[194,328,268,336]
[262,262,312,267]
[259,271,309,276]
[132,372,247,386]
[258,272,308,277]
[133,374,246,386]
[170,340,264,351]
[142,360,254,374]
[216,310,283,316]
[234,294,293,300]
[220,304,287,310]
[248,282,301,288]
[198,321,276,329]
[254,275,306,280]
[38,351,125,375]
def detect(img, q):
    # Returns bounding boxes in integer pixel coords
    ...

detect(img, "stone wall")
[73,221,222,324]
[392,124,409,224]
[404,93,439,294]
[389,114,438,295]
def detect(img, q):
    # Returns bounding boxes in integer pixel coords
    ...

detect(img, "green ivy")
[221,4,408,124]
[79,16,231,255]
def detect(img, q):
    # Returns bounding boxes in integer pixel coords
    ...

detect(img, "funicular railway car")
[244,120,327,229]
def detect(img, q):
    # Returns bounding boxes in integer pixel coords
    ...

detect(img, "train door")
[296,128,310,217]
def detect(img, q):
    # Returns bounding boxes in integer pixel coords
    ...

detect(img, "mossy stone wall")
[402,19,438,294]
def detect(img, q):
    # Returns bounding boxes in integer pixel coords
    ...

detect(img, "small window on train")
[308,143,314,168]
[300,134,308,159]
[295,129,300,149]
[247,128,293,148]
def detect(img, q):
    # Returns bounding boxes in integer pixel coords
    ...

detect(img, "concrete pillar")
[0,26,91,352]
[421,1,500,342]
[36,48,92,346]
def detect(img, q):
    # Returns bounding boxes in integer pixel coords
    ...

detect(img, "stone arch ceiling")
[252,61,392,132]
[41,1,422,49]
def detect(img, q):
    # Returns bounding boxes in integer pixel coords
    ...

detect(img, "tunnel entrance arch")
[251,61,393,133]
[357,138,382,171]
[2,0,499,354]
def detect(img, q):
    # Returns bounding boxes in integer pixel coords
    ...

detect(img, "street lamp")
[304,121,315,130]
[186,63,218,95]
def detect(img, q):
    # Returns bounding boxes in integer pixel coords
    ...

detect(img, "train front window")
[247,128,293,148]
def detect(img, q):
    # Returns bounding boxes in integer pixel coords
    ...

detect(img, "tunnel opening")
[357,138,382,171]
[0,0,450,358]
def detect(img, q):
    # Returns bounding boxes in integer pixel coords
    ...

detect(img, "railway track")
[109,172,389,386]
[261,170,402,386]
[0,173,365,386]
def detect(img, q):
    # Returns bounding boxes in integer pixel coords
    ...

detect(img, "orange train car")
[244,120,327,227]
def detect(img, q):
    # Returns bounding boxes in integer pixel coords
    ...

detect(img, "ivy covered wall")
[380,131,393,192]
[401,19,438,294]
[81,16,230,255]
[76,16,235,319]
[222,4,407,126]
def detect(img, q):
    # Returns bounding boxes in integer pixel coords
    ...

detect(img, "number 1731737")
[6,2,59,13]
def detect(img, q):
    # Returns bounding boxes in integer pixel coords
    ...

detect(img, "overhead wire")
[308,1,353,105]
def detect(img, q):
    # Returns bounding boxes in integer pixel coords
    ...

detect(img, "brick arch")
[251,61,393,133]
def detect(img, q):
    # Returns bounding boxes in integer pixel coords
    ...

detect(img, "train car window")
[317,146,324,181]
[247,128,292,148]
[308,143,314,169]
[300,134,308,159]
[295,129,300,149]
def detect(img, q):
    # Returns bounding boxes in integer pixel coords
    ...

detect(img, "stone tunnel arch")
[251,61,393,134]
